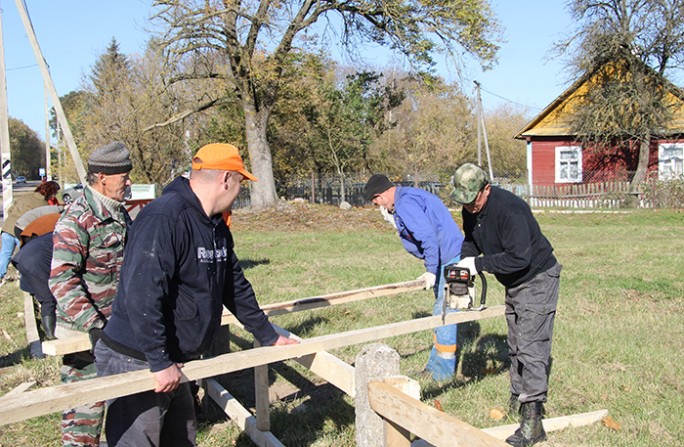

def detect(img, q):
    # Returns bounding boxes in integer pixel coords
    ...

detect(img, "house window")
[658,143,684,180]
[555,146,582,183]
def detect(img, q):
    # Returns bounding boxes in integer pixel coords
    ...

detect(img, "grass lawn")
[1,205,682,446]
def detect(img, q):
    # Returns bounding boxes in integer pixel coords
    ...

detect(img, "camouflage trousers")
[61,352,104,447]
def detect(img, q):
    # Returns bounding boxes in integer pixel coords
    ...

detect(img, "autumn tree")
[557,0,684,190]
[151,0,501,208]
[484,104,529,177]
[370,76,474,180]
[304,70,403,201]
[73,38,193,184]
[8,118,44,178]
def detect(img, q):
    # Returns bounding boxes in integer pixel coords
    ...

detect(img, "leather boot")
[41,315,57,340]
[505,401,547,446]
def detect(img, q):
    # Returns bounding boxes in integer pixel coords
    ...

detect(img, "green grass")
[1,207,683,446]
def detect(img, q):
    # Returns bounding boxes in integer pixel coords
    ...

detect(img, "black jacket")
[105,177,278,372]
[461,186,557,288]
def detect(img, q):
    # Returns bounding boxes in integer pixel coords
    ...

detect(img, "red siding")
[529,138,669,186]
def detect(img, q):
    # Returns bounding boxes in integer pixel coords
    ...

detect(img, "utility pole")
[14,0,86,182]
[44,82,51,179]
[0,6,13,217]
[473,81,494,181]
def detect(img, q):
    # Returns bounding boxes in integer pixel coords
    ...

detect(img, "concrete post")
[355,343,400,447]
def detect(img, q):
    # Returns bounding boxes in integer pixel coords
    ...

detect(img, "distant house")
[514,61,684,187]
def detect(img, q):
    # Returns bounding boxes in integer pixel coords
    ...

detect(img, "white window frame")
[555,145,583,183]
[658,143,684,180]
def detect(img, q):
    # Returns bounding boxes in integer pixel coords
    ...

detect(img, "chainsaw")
[441,264,487,324]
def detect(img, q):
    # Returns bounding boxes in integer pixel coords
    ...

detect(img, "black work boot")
[505,401,547,447]
[41,315,57,340]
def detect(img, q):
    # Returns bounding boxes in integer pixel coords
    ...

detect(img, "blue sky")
[2,1,575,139]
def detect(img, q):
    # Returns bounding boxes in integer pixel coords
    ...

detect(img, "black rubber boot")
[508,394,520,417]
[505,402,547,447]
[41,315,57,340]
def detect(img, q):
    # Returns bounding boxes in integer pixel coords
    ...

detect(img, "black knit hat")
[364,174,395,200]
[88,141,133,175]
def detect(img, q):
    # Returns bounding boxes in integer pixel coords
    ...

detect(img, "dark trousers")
[505,262,561,404]
[94,341,197,447]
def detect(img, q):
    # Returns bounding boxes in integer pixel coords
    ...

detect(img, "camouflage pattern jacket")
[50,186,131,332]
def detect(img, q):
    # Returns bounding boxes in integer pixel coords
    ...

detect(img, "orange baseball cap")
[191,143,257,181]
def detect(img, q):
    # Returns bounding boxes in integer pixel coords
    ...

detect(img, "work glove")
[88,327,103,354]
[456,257,478,276]
[417,272,436,290]
[379,206,397,229]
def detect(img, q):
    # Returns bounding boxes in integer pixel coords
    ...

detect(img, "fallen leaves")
[489,408,506,420]
[601,415,621,431]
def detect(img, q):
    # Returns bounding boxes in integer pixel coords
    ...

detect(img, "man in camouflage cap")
[451,163,562,447]
[49,141,133,447]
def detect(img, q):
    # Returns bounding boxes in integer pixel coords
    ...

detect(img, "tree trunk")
[244,103,279,208]
[630,138,651,192]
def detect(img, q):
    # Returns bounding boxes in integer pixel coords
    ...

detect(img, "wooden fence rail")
[1,304,504,425]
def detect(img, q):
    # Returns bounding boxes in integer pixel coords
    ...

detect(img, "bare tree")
[556,0,684,190]
[150,0,501,208]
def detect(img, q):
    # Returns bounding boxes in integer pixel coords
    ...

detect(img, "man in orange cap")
[96,143,296,446]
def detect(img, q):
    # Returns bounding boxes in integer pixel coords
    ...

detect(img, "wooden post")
[254,340,270,431]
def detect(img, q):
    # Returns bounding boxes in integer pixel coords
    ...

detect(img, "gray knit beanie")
[88,141,133,175]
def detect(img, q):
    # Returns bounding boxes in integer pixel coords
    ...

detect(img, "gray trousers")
[94,341,197,447]
[505,262,561,404]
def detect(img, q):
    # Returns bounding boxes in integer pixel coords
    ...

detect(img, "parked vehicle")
[15,176,27,184]
[62,183,84,204]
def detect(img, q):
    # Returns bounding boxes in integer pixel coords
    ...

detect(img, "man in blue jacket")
[451,163,561,447]
[364,174,464,381]
[95,143,297,446]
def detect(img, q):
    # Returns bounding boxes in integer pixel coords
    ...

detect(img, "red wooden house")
[514,62,684,187]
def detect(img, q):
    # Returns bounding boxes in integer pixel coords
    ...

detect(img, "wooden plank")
[205,378,284,447]
[0,305,504,425]
[221,279,424,325]
[411,409,610,446]
[42,280,425,356]
[23,293,43,358]
[254,340,270,431]
[6,381,36,396]
[42,331,90,356]
[368,381,508,447]
[482,409,609,439]
[272,324,356,397]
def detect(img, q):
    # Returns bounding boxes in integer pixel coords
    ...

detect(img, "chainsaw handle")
[477,272,487,307]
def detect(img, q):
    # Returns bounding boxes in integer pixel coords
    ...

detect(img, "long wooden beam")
[272,324,356,397]
[42,280,425,356]
[410,410,610,446]
[0,306,504,425]
[205,378,284,447]
[368,380,509,447]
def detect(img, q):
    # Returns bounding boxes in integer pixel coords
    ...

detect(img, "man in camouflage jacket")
[49,141,133,447]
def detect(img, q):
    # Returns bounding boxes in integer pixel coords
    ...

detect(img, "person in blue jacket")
[95,143,297,446]
[364,174,464,381]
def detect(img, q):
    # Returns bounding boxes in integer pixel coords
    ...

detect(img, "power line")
[478,85,544,112]
[7,63,38,72]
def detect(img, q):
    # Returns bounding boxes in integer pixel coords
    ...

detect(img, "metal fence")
[232,170,684,209]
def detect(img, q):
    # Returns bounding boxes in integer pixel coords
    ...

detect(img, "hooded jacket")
[104,176,278,372]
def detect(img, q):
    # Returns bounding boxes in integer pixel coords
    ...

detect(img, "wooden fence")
[7,281,607,446]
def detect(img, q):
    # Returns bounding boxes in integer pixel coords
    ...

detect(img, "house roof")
[514,59,684,139]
